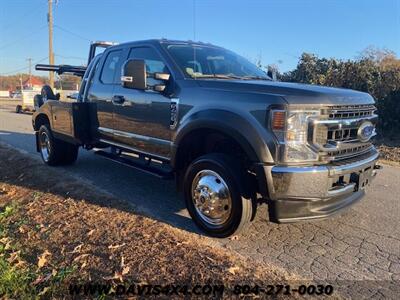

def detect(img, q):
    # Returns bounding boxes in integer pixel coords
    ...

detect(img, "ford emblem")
[357,121,375,142]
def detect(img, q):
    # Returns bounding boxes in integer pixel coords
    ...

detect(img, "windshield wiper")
[192,74,245,80]
[192,74,271,81]
[242,75,271,81]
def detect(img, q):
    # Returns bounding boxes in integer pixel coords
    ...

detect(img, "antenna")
[193,0,197,79]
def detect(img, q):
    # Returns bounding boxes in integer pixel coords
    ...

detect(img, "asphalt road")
[0,104,399,285]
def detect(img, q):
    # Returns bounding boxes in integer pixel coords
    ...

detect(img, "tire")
[15,105,22,113]
[183,153,254,238]
[41,85,59,101]
[38,125,79,166]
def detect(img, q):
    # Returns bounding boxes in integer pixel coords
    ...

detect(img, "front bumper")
[263,150,380,223]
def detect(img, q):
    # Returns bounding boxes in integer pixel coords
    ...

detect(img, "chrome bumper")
[265,150,380,222]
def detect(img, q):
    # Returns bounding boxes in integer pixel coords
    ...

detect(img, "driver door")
[112,46,172,159]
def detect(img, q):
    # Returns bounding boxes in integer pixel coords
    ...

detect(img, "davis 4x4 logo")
[357,121,375,142]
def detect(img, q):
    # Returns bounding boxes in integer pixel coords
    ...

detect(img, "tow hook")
[372,164,382,177]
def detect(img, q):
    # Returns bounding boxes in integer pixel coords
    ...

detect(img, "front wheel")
[183,154,254,238]
[38,125,78,166]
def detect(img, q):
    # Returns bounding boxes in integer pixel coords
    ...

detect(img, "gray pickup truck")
[33,39,381,237]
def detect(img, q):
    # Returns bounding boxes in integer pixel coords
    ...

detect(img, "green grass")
[0,258,37,299]
[0,203,37,299]
[0,204,16,221]
[0,202,78,298]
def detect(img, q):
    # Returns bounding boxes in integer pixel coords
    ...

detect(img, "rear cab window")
[100,49,123,84]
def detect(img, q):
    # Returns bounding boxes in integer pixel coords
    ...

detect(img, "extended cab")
[33,39,381,237]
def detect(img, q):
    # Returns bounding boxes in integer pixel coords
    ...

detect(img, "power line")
[0,57,49,75]
[0,4,46,32]
[53,24,91,41]
[55,53,86,61]
[0,24,47,51]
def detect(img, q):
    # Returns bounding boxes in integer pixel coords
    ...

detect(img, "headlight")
[271,108,319,163]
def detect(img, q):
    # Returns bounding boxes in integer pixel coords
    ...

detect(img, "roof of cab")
[114,38,222,49]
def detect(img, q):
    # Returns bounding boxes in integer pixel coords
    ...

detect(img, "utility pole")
[26,58,32,88]
[48,0,54,88]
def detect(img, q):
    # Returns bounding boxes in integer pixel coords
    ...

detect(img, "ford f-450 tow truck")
[33,40,381,237]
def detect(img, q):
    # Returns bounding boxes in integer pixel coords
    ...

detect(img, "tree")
[280,47,400,136]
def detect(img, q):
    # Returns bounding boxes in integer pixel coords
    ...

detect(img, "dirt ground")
[375,137,400,165]
[0,143,304,299]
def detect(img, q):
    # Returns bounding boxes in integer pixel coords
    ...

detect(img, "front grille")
[323,104,376,119]
[311,104,377,162]
[326,144,374,161]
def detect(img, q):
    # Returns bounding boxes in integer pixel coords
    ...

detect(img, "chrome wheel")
[39,131,51,162]
[191,169,232,227]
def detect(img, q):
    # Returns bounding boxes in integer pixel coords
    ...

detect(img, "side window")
[85,57,101,92]
[100,49,122,84]
[128,47,168,74]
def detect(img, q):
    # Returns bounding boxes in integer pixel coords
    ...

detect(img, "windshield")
[165,44,270,80]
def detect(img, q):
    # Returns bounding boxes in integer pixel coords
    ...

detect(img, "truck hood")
[196,79,375,105]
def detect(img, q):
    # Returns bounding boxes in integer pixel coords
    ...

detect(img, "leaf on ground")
[176,241,189,246]
[18,224,29,234]
[87,229,95,236]
[38,287,50,296]
[7,189,17,197]
[80,261,88,269]
[0,237,9,244]
[73,254,89,262]
[7,250,21,264]
[38,250,51,269]
[4,241,12,250]
[108,243,126,250]
[122,266,130,275]
[33,273,52,285]
[14,259,26,268]
[71,243,84,253]
[103,271,124,282]
[114,271,124,282]
[228,266,240,275]
[206,256,217,264]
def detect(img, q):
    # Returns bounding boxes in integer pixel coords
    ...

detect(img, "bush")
[279,48,400,137]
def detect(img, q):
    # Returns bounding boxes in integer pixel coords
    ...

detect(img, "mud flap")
[35,131,40,152]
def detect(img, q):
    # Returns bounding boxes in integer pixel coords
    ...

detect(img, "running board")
[94,150,173,179]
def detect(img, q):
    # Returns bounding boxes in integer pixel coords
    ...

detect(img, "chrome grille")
[323,104,376,119]
[325,144,374,161]
[311,104,377,162]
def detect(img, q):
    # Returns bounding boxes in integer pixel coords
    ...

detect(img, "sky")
[0,0,399,76]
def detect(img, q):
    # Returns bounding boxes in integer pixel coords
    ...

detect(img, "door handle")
[112,95,125,105]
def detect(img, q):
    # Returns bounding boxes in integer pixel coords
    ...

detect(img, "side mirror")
[154,72,170,81]
[152,72,170,93]
[121,59,146,90]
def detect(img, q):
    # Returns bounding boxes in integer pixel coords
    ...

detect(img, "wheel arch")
[171,109,274,199]
[33,113,50,131]
[171,109,273,169]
